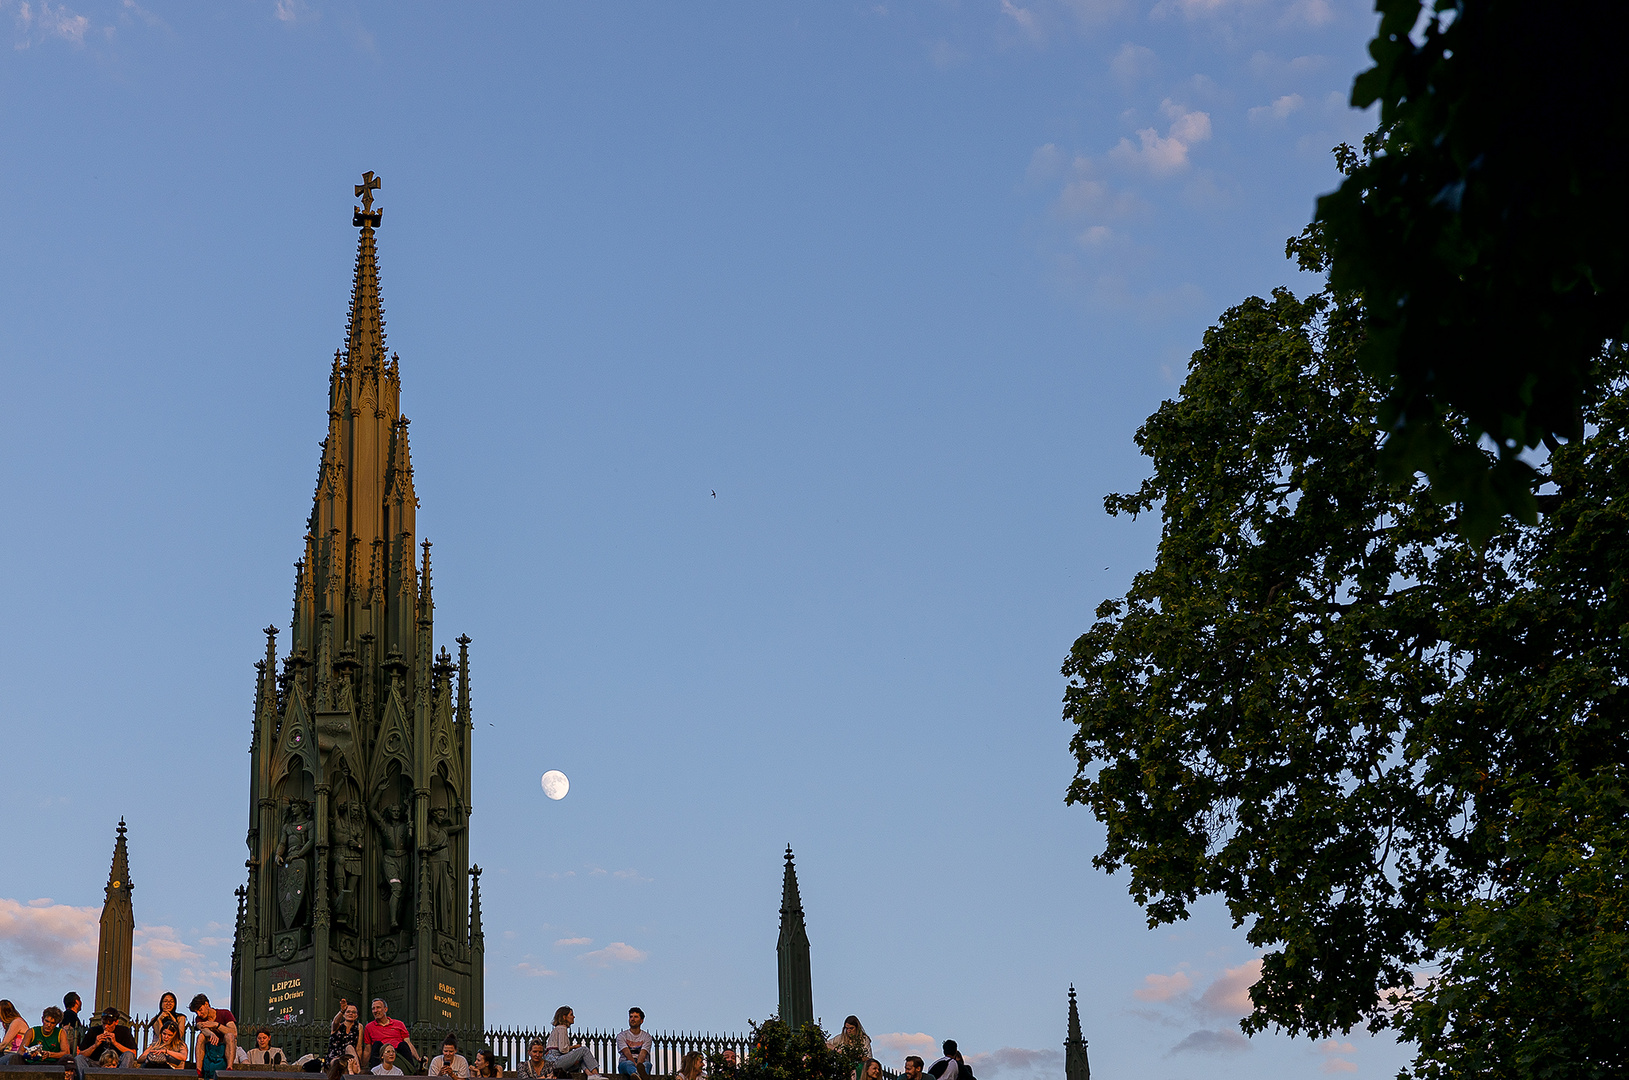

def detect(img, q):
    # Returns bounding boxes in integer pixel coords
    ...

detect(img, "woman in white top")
[544,1007,602,1077]
[827,1018,871,1080]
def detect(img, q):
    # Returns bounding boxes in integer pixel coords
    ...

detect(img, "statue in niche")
[368,800,413,932]
[274,798,314,930]
[424,805,468,933]
[331,800,364,929]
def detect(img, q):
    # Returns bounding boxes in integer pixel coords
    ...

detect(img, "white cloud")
[1108,99,1211,176]
[1110,43,1156,87]
[1249,93,1305,122]
[1169,1029,1250,1055]
[1318,1040,1357,1073]
[1198,958,1262,1017]
[1283,0,1335,26]
[1000,0,1043,42]
[964,1048,1064,1078]
[577,941,647,967]
[273,0,310,24]
[1026,143,1065,185]
[1060,0,1131,22]
[873,1034,936,1065]
[1134,970,1195,1002]
[1152,0,1242,18]
[0,898,225,1010]
[515,961,560,978]
[5,0,94,47]
[554,937,592,947]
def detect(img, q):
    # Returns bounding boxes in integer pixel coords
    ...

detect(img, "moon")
[541,770,569,801]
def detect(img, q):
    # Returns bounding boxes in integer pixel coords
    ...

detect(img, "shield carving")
[279,862,307,928]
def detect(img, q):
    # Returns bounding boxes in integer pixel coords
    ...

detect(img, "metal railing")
[114,1018,753,1075]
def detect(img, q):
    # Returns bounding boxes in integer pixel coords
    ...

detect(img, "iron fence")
[117,1017,754,1075]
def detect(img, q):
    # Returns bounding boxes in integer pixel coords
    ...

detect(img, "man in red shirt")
[189,995,237,1077]
[363,999,420,1074]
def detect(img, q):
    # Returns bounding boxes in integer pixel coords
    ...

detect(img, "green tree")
[1063,238,1629,1076]
[1316,1,1629,537]
[707,1019,862,1080]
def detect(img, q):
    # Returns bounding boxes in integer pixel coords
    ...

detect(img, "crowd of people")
[825,1016,973,1080]
[1,996,957,1080]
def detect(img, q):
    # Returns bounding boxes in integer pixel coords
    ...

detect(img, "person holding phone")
[75,1008,137,1078]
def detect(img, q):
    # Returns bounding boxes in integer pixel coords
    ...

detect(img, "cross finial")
[353,171,383,227]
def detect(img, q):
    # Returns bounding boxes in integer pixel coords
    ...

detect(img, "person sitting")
[148,995,186,1049]
[514,1040,550,1080]
[247,1029,287,1067]
[674,1052,703,1080]
[28,1007,73,1064]
[363,1000,420,1075]
[902,1057,925,1080]
[139,1021,187,1069]
[189,995,238,1079]
[927,1042,960,1080]
[614,1010,650,1078]
[543,1008,601,1079]
[60,995,83,1037]
[428,1035,469,1079]
[370,1045,404,1076]
[75,1008,138,1078]
[862,1061,883,1080]
[472,1050,503,1079]
[328,1004,363,1075]
[827,1017,871,1080]
[720,1051,739,1071]
[0,1000,31,1064]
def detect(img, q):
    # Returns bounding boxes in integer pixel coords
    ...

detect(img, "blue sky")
[0,2,1395,1078]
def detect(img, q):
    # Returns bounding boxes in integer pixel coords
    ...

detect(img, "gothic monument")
[233,174,484,1032]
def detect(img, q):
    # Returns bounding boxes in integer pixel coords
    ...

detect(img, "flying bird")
[711,490,717,498]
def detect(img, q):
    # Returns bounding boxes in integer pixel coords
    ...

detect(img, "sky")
[0,2,1396,1078]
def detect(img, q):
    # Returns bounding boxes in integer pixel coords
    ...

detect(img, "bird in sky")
[711,490,717,498]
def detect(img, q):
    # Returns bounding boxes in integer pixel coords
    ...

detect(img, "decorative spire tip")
[353,171,382,228]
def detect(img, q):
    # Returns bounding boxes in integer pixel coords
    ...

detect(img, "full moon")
[541,770,569,800]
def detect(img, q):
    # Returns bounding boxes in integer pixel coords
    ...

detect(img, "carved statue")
[274,799,314,930]
[368,800,412,932]
[424,805,468,933]
[331,801,365,929]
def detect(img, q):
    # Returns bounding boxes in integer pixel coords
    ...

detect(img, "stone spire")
[1064,985,1090,1080]
[346,171,386,370]
[243,174,481,1032]
[95,819,134,1016]
[777,846,813,1030]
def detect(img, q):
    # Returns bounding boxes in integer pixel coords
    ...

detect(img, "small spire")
[1065,984,1090,1080]
[420,539,434,611]
[469,865,485,943]
[345,173,387,370]
[106,818,133,897]
[777,846,812,1030]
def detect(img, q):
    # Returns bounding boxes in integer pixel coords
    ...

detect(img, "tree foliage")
[1316,0,1629,537]
[1063,240,1629,1076]
[707,1019,861,1080]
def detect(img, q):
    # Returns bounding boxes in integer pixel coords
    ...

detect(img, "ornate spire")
[346,172,386,371]
[469,865,484,944]
[1064,985,1090,1080]
[106,819,133,897]
[777,846,813,1030]
[95,820,134,1015]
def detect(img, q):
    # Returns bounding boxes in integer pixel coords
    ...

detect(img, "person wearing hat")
[75,1008,137,1079]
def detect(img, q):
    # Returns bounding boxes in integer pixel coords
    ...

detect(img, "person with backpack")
[927,1042,973,1080]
